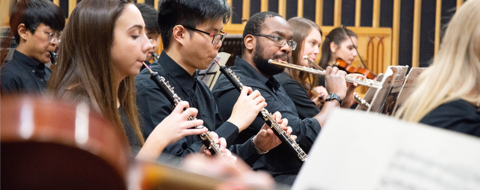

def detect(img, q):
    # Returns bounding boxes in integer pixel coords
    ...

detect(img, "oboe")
[213,59,308,162]
[142,63,224,157]
[151,52,160,61]
[268,59,382,89]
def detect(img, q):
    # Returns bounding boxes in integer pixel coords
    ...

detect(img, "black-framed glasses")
[251,34,297,50]
[34,28,62,43]
[183,26,227,45]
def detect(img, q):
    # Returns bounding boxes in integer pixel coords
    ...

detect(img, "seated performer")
[275,17,357,119]
[1,0,64,94]
[135,0,290,164]
[396,0,480,136]
[212,12,348,185]
[47,0,212,162]
[135,3,159,69]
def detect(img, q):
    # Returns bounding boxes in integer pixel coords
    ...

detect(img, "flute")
[268,59,382,89]
[213,59,308,162]
[142,63,225,158]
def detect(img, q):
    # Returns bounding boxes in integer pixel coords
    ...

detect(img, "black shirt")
[119,106,142,156]
[275,71,320,119]
[420,99,480,137]
[135,52,260,163]
[212,56,322,184]
[1,50,51,94]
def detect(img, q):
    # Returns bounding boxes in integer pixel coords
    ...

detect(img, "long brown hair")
[47,0,144,145]
[319,27,357,68]
[287,17,322,93]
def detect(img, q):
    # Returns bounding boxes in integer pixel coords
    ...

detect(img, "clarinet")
[142,64,224,157]
[213,60,308,162]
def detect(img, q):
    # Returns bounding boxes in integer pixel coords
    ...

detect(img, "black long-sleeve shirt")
[275,71,321,119]
[1,50,51,94]
[212,56,322,185]
[420,99,480,137]
[135,52,261,164]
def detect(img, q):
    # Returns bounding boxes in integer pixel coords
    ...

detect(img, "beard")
[252,43,288,77]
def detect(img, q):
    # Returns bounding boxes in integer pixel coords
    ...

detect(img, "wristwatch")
[325,93,343,106]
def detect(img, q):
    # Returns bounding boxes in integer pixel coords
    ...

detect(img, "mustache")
[273,53,288,61]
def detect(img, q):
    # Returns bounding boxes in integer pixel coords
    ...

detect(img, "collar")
[234,56,280,92]
[13,50,47,78]
[159,51,197,93]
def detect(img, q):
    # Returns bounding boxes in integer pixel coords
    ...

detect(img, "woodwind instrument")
[213,59,308,162]
[142,63,225,158]
[303,56,324,71]
[353,93,371,109]
[268,59,382,89]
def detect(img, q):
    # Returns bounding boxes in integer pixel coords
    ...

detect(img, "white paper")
[293,109,480,190]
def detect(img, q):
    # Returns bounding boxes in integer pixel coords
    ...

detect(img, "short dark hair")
[157,0,231,49]
[136,3,160,34]
[9,0,65,44]
[242,11,282,54]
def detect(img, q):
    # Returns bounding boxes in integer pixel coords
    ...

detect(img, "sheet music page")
[293,109,480,190]
[197,55,222,85]
[367,66,395,112]
[390,68,426,116]
[380,66,409,115]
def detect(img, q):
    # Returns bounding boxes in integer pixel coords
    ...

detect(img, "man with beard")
[212,12,348,185]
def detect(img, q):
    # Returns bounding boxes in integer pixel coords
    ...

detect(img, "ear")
[172,25,187,46]
[244,34,255,52]
[330,41,337,53]
[17,23,29,41]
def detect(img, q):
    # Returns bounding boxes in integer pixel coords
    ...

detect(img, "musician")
[135,3,159,69]
[135,0,290,164]
[396,0,480,136]
[319,27,358,70]
[47,0,211,162]
[1,0,64,95]
[212,12,348,185]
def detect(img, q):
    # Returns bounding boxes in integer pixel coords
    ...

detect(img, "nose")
[352,49,357,57]
[145,37,154,53]
[314,46,320,55]
[214,40,223,50]
[280,43,292,54]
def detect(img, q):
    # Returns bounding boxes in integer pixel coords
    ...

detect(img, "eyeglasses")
[34,28,62,43]
[251,34,297,50]
[183,26,227,45]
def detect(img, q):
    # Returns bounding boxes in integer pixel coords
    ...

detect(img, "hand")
[137,101,208,162]
[182,154,275,190]
[254,112,294,152]
[342,74,364,108]
[310,86,328,108]
[324,66,348,99]
[200,132,238,164]
[227,87,267,132]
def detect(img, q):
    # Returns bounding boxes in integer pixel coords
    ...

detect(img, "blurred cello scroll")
[1,95,130,190]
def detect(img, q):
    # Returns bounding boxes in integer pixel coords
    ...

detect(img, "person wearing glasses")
[212,12,348,185]
[1,0,64,95]
[135,0,290,163]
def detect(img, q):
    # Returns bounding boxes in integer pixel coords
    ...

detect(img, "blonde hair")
[396,0,480,122]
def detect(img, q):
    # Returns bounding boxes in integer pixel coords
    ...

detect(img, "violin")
[333,58,377,80]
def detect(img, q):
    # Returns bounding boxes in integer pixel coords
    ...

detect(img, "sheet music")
[293,109,480,190]
[368,66,408,113]
[390,68,426,116]
[380,66,409,115]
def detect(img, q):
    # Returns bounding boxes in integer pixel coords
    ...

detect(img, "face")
[299,29,321,67]
[145,30,159,61]
[252,16,293,76]
[183,19,224,70]
[111,4,152,80]
[23,23,60,63]
[331,36,358,64]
